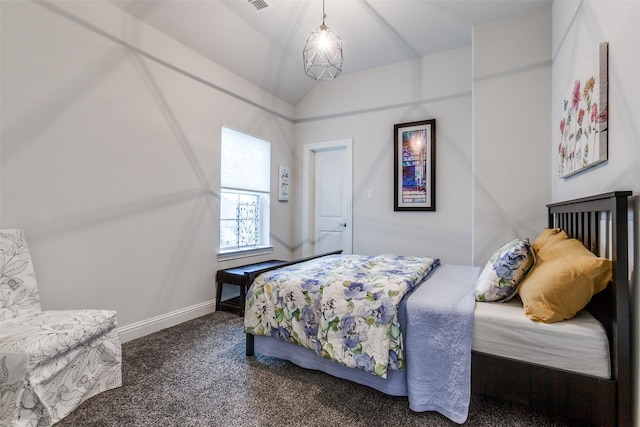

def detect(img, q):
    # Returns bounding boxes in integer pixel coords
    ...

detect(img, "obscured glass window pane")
[220,126,270,253]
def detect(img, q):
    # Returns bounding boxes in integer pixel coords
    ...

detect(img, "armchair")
[0,229,121,426]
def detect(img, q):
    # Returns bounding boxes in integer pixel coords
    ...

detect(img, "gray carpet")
[58,311,572,426]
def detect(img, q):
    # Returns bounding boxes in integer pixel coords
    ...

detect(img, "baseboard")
[117,300,216,343]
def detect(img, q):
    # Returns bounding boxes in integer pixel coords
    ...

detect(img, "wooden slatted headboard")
[473,191,631,426]
[546,191,631,426]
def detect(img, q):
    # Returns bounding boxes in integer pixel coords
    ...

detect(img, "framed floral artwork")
[394,119,436,211]
[558,42,608,178]
[278,165,290,201]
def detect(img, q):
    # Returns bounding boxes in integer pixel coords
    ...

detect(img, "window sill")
[217,246,274,261]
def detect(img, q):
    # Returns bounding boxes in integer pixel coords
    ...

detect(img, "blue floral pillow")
[475,238,535,302]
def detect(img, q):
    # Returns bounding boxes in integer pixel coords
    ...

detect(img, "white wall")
[472,6,552,265]
[551,1,640,424]
[551,1,640,201]
[0,1,295,340]
[293,8,553,268]
[294,47,473,264]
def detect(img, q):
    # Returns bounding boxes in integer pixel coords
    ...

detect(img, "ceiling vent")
[247,0,270,13]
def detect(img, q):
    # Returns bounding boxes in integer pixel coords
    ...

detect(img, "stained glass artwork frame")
[394,119,436,211]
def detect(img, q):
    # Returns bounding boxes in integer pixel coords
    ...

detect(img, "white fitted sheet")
[472,295,611,378]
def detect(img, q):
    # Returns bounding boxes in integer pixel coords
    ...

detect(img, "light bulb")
[319,25,329,51]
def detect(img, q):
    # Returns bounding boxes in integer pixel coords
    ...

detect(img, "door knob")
[339,223,347,227]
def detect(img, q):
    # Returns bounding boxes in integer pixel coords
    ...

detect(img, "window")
[220,126,270,254]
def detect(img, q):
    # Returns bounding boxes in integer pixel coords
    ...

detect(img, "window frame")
[218,126,272,260]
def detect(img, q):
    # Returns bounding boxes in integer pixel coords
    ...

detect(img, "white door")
[314,148,349,254]
[302,139,352,256]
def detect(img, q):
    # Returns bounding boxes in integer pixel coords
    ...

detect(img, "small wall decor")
[278,165,290,201]
[394,119,436,211]
[558,42,608,178]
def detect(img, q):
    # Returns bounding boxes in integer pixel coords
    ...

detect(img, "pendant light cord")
[322,0,326,25]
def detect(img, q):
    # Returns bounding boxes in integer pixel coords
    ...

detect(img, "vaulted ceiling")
[110,0,551,105]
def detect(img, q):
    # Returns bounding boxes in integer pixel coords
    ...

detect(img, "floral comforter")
[244,254,440,378]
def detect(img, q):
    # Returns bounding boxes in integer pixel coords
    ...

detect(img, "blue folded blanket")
[404,264,479,424]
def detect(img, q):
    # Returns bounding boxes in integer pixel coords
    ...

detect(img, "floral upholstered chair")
[0,229,121,426]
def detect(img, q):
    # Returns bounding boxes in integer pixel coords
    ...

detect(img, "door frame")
[302,138,353,257]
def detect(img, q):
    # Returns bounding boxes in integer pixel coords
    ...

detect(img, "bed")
[244,191,631,426]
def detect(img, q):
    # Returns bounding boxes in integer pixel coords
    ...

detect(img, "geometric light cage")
[303,24,343,80]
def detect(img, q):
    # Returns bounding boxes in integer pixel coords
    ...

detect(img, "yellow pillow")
[517,229,611,323]
[531,227,561,253]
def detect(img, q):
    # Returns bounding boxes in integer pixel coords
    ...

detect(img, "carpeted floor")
[58,311,573,426]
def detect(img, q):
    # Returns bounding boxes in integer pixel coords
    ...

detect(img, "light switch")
[368,189,375,199]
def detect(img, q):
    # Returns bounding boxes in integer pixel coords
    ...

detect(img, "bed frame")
[471,191,631,427]
[245,192,631,426]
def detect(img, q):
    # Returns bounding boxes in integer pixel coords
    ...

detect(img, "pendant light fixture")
[302,0,343,80]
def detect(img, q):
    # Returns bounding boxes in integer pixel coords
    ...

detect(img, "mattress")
[252,262,611,386]
[472,294,611,378]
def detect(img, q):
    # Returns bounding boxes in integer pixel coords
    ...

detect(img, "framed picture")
[394,119,436,211]
[278,165,290,201]
[558,42,608,178]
